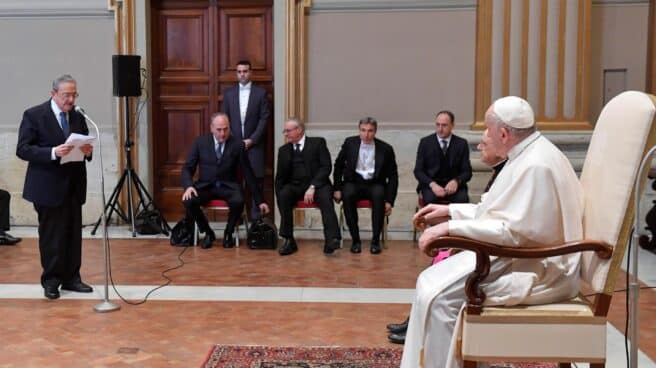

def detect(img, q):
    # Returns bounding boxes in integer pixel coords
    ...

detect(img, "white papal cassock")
[401,131,584,368]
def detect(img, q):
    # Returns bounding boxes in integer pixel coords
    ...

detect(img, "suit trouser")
[34,196,82,288]
[342,181,385,242]
[276,183,340,241]
[421,186,469,204]
[248,177,264,221]
[0,189,9,231]
[183,185,244,236]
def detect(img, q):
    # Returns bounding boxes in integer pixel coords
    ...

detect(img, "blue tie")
[216,142,223,160]
[59,112,70,136]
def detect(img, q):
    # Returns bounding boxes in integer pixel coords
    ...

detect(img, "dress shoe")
[323,238,341,254]
[201,231,215,249]
[388,331,406,344]
[61,281,93,293]
[0,233,20,246]
[387,317,409,333]
[350,240,361,254]
[370,240,382,254]
[44,285,60,300]
[279,238,298,256]
[223,232,236,248]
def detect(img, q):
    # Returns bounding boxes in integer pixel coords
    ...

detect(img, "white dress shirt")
[238,82,251,136]
[355,142,375,180]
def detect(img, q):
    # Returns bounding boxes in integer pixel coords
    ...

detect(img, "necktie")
[216,142,223,160]
[440,139,448,154]
[294,143,301,153]
[60,112,70,136]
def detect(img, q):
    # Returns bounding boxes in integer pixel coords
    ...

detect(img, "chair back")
[579,91,656,294]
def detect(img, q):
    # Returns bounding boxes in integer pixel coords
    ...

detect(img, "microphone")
[75,105,120,313]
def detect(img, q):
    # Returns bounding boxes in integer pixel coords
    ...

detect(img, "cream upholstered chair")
[425,91,656,368]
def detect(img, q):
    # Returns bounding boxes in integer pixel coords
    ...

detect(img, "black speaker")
[112,55,141,97]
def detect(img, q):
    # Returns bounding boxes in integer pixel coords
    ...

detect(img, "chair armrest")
[428,236,613,315]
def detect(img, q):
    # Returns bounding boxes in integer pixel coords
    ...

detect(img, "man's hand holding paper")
[60,133,95,164]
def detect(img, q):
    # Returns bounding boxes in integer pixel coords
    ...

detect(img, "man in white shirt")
[333,117,398,254]
[401,96,584,368]
[222,60,270,220]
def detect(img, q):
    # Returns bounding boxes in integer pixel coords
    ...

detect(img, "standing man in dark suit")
[222,60,270,221]
[333,117,398,254]
[414,110,472,204]
[182,112,269,249]
[275,118,341,256]
[0,189,21,245]
[16,74,94,300]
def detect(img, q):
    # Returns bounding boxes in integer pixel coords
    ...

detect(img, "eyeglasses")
[282,127,299,134]
[57,92,79,99]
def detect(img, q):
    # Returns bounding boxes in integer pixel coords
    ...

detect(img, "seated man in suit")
[182,112,269,249]
[0,189,21,245]
[275,118,341,256]
[333,117,398,254]
[414,111,472,204]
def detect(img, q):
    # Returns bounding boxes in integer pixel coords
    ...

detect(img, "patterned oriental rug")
[201,345,558,368]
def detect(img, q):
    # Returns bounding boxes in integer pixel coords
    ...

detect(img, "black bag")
[247,216,278,250]
[170,217,193,247]
[135,209,168,235]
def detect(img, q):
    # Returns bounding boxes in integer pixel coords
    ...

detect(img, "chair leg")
[194,221,199,246]
[589,363,605,368]
[558,363,571,368]
[338,204,344,248]
[382,214,389,249]
[412,205,419,243]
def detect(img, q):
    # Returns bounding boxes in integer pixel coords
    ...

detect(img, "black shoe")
[223,232,236,248]
[350,240,361,254]
[370,240,382,254]
[44,285,60,300]
[201,231,215,249]
[387,317,409,333]
[279,238,298,256]
[388,331,405,344]
[0,233,20,246]
[61,281,93,293]
[323,238,341,254]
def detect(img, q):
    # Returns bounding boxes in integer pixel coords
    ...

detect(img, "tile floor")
[0,225,655,367]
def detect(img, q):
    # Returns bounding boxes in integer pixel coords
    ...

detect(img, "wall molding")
[310,0,476,12]
[592,0,648,5]
[0,0,110,18]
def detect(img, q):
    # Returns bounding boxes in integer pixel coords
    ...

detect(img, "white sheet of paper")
[60,133,96,164]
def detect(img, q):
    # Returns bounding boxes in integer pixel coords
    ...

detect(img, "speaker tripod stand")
[91,96,170,237]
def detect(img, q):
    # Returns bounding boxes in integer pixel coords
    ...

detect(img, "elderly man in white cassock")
[400,96,584,368]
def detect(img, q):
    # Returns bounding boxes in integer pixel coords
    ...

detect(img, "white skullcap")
[492,96,535,129]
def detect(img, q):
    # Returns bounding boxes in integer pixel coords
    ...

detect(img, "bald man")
[401,96,584,368]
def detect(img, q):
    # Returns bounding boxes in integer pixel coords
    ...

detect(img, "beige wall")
[590,2,649,125]
[307,9,477,127]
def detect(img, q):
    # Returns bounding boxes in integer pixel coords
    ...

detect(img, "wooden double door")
[150,0,274,219]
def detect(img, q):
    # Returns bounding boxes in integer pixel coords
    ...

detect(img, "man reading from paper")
[16,74,94,300]
[401,96,584,368]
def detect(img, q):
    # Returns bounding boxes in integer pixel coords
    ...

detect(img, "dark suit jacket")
[414,133,472,191]
[222,83,269,178]
[16,100,89,207]
[275,136,333,194]
[333,136,399,206]
[181,134,263,205]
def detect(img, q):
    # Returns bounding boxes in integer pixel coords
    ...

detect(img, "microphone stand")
[76,106,120,313]
[630,145,656,367]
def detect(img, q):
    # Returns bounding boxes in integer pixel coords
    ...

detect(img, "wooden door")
[151,0,274,219]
